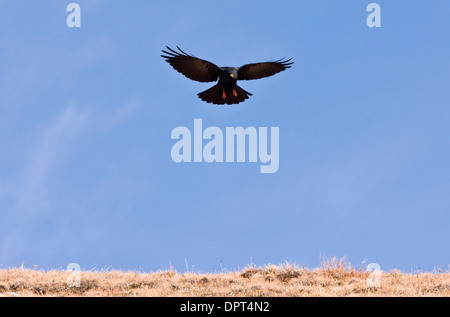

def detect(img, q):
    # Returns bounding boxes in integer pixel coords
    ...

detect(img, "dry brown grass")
[1,258,449,297]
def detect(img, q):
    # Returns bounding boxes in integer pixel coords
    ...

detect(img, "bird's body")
[198,67,250,105]
[161,46,293,105]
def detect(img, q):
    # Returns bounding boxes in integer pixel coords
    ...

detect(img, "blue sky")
[1,0,449,273]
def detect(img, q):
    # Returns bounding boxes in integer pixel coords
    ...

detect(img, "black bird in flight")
[161,46,293,105]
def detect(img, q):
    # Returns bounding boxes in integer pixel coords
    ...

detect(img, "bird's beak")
[229,74,234,78]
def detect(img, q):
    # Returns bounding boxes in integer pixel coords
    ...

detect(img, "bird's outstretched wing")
[237,58,293,80]
[161,46,222,82]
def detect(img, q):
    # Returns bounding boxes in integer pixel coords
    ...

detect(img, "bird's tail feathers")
[197,85,252,105]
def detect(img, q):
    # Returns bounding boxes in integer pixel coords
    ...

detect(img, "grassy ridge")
[1,259,449,297]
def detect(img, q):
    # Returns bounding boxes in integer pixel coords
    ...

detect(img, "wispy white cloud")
[15,105,89,215]
[0,98,138,263]
[13,98,139,215]
[96,98,139,133]
[0,36,111,123]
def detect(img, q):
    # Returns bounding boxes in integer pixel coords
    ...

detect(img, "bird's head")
[221,67,238,80]
[227,69,238,79]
